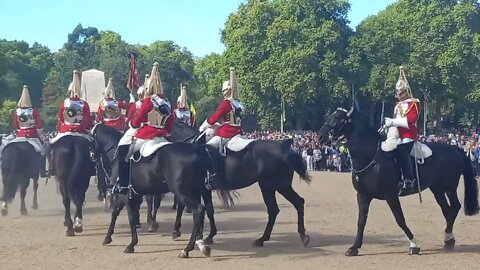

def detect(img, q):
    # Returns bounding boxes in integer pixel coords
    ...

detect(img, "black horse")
[51,135,95,236]
[1,141,42,216]
[90,123,205,234]
[170,121,312,248]
[92,123,235,257]
[318,96,479,256]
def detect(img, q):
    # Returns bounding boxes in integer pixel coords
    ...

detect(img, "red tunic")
[126,100,142,124]
[96,98,131,132]
[13,108,43,138]
[393,98,420,140]
[57,98,93,134]
[207,99,242,138]
[131,97,175,139]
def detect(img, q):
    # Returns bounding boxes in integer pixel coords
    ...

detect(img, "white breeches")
[206,135,223,149]
[119,127,137,146]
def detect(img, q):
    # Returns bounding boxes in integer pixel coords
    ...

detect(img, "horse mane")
[95,124,122,142]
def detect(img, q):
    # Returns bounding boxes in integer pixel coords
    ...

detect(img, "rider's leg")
[206,136,224,155]
[113,145,130,194]
[395,141,415,193]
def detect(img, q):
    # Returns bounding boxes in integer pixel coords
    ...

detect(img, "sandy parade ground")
[1,171,480,270]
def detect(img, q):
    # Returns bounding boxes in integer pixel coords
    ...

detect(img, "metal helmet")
[395,66,413,101]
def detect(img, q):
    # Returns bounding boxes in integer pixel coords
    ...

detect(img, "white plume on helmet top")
[104,77,115,98]
[17,85,33,108]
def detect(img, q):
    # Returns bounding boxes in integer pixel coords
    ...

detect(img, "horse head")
[168,119,205,143]
[90,124,121,162]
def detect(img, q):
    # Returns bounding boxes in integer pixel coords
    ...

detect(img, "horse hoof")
[20,209,28,216]
[444,239,455,250]
[103,237,113,245]
[301,235,311,247]
[253,239,264,247]
[409,247,421,255]
[32,203,38,210]
[1,209,7,216]
[148,222,159,232]
[123,246,134,253]
[204,238,214,245]
[345,248,359,256]
[73,226,83,233]
[66,230,75,237]
[178,250,189,258]
[172,231,181,240]
[200,245,211,257]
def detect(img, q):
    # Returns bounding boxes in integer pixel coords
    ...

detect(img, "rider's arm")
[83,102,93,130]
[34,109,43,129]
[164,112,176,135]
[200,100,230,131]
[96,105,104,122]
[131,99,152,129]
[57,101,65,131]
[391,101,419,128]
[12,110,19,129]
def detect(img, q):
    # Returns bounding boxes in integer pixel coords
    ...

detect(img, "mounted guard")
[113,62,175,194]
[11,85,48,177]
[199,67,245,155]
[174,83,196,127]
[55,70,93,136]
[381,66,421,194]
[96,78,134,133]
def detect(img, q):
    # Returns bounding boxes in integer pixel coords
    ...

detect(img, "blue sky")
[0,0,395,57]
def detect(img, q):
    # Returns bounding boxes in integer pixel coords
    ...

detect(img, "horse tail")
[200,145,238,208]
[67,142,85,204]
[281,140,311,183]
[461,149,479,216]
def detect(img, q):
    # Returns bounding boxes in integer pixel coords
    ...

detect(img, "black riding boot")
[395,141,416,195]
[40,155,48,178]
[113,145,130,195]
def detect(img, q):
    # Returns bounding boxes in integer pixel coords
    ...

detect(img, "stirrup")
[112,184,129,195]
[205,171,215,191]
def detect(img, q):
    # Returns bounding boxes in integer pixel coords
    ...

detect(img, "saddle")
[381,126,432,163]
[128,137,171,162]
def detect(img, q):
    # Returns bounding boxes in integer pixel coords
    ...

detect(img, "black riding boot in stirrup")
[40,155,49,178]
[113,145,130,195]
[395,141,416,195]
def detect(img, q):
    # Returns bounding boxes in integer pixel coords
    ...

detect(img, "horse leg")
[254,183,279,247]
[386,196,420,255]
[179,204,210,258]
[32,178,39,210]
[277,185,310,246]
[20,184,28,215]
[146,195,153,226]
[346,192,372,256]
[103,195,125,245]
[1,201,7,216]
[73,194,85,233]
[62,195,74,236]
[172,200,185,239]
[439,190,461,249]
[172,194,178,210]
[203,191,217,245]
[148,195,161,232]
[123,197,139,253]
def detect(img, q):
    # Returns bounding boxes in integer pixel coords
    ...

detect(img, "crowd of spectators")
[245,130,480,177]
[244,130,352,172]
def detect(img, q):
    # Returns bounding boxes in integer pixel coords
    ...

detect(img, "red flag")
[126,53,140,92]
